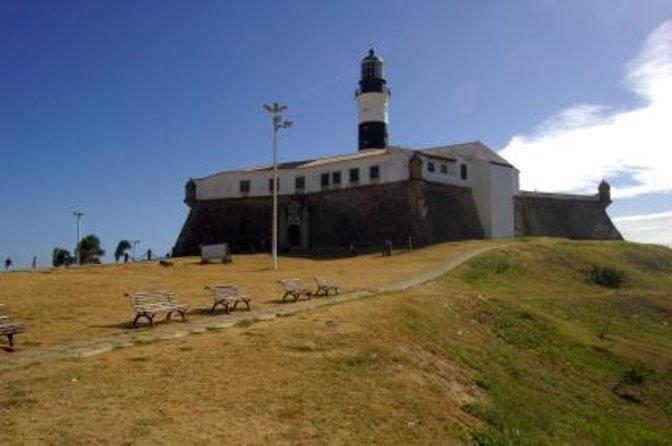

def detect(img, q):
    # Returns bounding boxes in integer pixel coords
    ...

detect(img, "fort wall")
[173,180,484,256]
[514,192,622,240]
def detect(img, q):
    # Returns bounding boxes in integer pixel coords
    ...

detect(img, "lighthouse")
[356,49,390,150]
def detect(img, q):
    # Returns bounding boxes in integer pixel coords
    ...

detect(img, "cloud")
[499,20,672,199]
[613,211,672,246]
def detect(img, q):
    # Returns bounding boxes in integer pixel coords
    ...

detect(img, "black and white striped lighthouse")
[356,49,390,150]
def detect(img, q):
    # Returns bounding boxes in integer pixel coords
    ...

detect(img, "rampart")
[173,180,484,256]
[514,191,622,240]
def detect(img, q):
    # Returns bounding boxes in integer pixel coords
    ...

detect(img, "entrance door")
[288,224,301,247]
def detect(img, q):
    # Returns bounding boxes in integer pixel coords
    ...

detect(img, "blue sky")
[2,0,672,267]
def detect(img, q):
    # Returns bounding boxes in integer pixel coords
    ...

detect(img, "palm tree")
[52,247,71,267]
[78,234,105,264]
[114,240,132,263]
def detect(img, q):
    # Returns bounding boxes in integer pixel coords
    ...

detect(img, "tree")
[114,240,132,263]
[78,234,105,264]
[52,247,71,267]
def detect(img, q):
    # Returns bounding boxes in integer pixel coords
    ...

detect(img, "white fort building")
[174,50,620,255]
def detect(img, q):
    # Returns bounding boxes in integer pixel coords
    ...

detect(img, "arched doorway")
[288,224,301,247]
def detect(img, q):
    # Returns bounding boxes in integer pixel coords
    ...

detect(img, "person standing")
[4,257,11,270]
[385,239,393,257]
[32,256,37,269]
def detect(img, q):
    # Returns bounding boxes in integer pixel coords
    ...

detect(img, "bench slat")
[126,291,188,327]
[205,285,251,313]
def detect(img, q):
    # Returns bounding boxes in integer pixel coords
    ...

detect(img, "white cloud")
[613,211,672,246]
[499,20,672,199]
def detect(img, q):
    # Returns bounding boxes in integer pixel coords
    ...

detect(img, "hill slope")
[434,239,672,444]
[0,239,671,444]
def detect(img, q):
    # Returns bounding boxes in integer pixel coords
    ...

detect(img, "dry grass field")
[1,239,671,445]
[0,240,490,347]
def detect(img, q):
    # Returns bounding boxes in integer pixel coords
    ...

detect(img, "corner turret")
[598,179,611,202]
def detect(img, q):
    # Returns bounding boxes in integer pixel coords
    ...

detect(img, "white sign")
[201,243,230,262]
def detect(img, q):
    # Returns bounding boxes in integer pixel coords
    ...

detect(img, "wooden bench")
[125,290,188,328]
[314,276,340,296]
[279,279,313,302]
[0,304,25,350]
[205,284,251,313]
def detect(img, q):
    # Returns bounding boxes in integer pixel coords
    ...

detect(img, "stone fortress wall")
[173,179,621,257]
[173,179,485,256]
[514,191,622,240]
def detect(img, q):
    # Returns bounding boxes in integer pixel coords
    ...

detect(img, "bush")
[586,265,628,289]
[621,361,654,386]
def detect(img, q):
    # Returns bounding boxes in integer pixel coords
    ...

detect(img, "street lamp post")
[132,240,141,262]
[73,211,85,265]
[263,102,293,270]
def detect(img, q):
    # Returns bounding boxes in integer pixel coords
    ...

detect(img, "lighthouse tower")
[356,49,390,150]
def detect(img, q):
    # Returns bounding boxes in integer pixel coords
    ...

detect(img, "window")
[321,173,330,188]
[240,180,250,193]
[370,165,380,180]
[295,176,305,191]
[349,168,360,184]
[268,178,279,192]
[440,164,447,174]
[427,162,435,172]
[460,164,468,180]
[332,171,342,185]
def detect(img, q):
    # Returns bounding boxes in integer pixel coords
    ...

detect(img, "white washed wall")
[469,160,516,238]
[418,155,470,187]
[488,164,516,238]
[194,149,413,200]
[470,159,493,237]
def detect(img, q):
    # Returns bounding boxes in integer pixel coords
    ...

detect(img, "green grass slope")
[414,239,672,444]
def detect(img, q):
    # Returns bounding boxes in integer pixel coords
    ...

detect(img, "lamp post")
[73,211,85,265]
[263,102,293,270]
[132,240,141,262]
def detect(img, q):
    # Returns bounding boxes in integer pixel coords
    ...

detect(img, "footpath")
[0,245,502,372]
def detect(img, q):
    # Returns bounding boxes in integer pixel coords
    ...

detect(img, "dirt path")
[0,245,501,371]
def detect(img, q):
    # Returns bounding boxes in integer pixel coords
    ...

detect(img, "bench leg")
[212,301,229,314]
[234,300,251,311]
[133,313,153,328]
[7,333,14,349]
[282,292,291,302]
[177,309,187,322]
